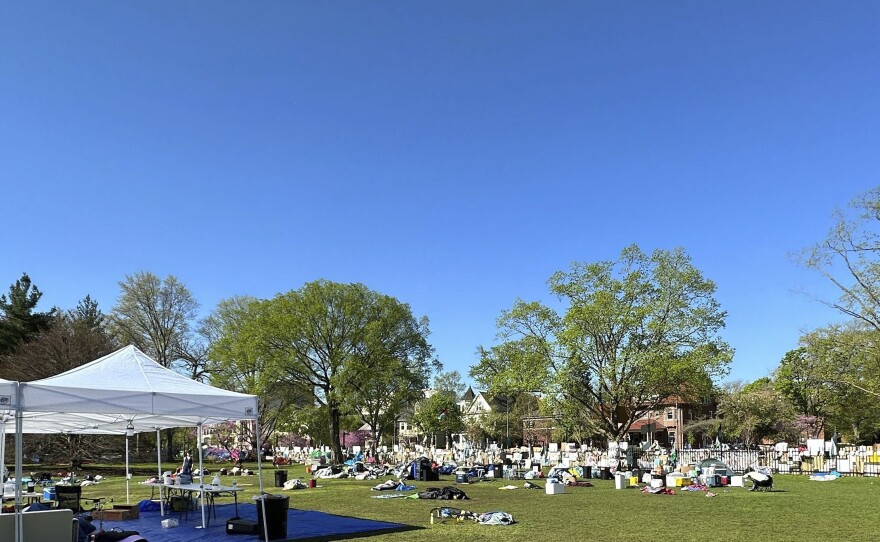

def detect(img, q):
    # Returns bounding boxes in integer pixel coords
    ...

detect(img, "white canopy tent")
[7,346,268,540]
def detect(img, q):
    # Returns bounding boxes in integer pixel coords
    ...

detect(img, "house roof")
[629,419,669,431]
[460,386,476,402]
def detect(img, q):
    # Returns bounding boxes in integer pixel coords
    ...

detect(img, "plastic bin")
[274,470,288,488]
[256,494,289,541]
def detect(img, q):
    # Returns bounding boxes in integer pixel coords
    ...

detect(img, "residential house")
[625,395,716,448]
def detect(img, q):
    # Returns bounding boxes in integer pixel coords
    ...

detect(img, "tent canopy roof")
[14,345,257,433]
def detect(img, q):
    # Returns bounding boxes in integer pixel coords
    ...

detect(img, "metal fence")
[637,447,880,476]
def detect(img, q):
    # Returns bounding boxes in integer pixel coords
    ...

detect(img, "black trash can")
[419,458,432,481]
[274,470,288,488]
[601,467,612,480]
[256,495,289,541]
[583,466,592,479]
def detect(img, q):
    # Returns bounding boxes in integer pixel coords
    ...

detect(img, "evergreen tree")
[0,273,55,355]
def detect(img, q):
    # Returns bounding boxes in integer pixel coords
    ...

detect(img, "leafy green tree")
[433,370,467,399]
[205,296,301,452]
[0,273,55,355]
[774,347,834,436]
[214,280,434,463]
[776,325,880,442]
[411,391,465,448]
[471,245,732,442]
[346,353,435,453]
[717,380,797,446]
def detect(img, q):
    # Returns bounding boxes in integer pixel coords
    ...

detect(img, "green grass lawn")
[38,464,880,542]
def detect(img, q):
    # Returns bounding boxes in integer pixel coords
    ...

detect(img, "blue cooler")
[43,487,56,501]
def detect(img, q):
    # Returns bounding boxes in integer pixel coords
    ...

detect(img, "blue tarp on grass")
[102,503,419,542]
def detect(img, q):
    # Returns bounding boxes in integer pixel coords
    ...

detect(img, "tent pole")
[198,423,206,529]
[157,429,164,516]
[125,431,131,504]
[15,383,24,542]
[0,417,5,506]
[255,417,269,542]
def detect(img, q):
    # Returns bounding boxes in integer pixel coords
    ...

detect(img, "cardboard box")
[113,504,139,519]
[97,509,130,521]
[545,482,565,495]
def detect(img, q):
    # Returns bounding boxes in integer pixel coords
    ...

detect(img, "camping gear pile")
[430,507,514,525]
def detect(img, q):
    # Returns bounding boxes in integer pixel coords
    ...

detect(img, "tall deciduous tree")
[109,271,200,460]
[433,371,467,399]
[0,273,55,355]
[0,297,116,380]
[109,271,199,369]
[206,296,304,452]
[717,380,796,446]
[801,187,880,332]
[214,280,434,463]
[471,245,732,442]
[411,391,464,448]
[776,324,880,442]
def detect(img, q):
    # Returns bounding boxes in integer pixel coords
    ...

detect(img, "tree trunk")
[165,428,175,462]
[329,404,342,464]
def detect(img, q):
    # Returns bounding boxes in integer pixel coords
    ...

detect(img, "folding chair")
[54,485,83,513]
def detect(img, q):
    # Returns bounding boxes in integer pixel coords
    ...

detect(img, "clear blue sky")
[2,1,878,385]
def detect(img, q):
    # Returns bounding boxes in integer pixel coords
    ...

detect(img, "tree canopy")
[0,273,55,356]
[471,245,732,442]
[208,280,435,462]
[0,296,116,381]
[109,271,200,371]
[801,187,880,332]
[776,324,880,442]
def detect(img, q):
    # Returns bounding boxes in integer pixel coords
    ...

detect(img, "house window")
[666,409,674,421]
[687,409,694,421]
